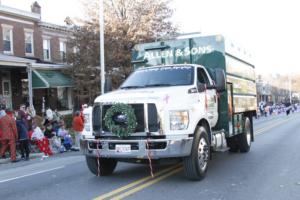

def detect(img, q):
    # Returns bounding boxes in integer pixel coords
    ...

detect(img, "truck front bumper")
[80,137,193,159]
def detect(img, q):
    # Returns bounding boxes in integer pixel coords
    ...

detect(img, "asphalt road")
[1,112,300,200]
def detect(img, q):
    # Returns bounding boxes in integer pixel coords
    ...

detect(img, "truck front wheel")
[86,156,118,176]
[183,126,210,181]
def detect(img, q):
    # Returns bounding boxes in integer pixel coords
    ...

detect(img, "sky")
[1,0,300,75]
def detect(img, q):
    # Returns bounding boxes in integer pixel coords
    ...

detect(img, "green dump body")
[131,35,257,135]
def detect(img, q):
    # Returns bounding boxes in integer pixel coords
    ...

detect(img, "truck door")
[197,67,218,127]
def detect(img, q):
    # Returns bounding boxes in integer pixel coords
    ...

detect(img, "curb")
[0,153,44,164]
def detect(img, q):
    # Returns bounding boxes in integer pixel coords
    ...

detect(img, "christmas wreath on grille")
[104,103,137,137]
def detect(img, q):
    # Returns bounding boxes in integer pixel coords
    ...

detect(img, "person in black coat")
[285,101,292,116]
[16,115,30,160]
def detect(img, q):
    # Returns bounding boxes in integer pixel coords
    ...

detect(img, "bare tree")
[67,0,177,106]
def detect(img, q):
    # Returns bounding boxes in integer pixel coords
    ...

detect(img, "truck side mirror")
[215,69,226,93]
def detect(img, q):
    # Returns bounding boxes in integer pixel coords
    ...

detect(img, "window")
[59,41,66,62]
[25,31,34,56]
[3,81,10,96]
[2,25,13,54]
[197,68,210,85]
[57,88,69,110]
[121,66,194,89]
[43,39,51,60]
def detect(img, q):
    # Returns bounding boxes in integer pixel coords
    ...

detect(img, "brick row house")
[0,2,74,114]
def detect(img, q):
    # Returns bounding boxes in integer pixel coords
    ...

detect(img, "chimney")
[31,1,41,14]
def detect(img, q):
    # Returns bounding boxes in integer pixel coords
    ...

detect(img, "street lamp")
[99,0,105,95]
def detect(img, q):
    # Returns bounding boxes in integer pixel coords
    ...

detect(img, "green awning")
[32,70,73,89]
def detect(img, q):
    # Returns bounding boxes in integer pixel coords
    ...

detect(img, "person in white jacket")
[31,126,53,157]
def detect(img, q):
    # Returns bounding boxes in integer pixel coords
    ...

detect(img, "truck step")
[213,147,230,152]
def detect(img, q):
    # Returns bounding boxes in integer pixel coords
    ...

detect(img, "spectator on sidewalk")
[44,123,55,139]
[285,101,292,116]
[31,125,53,158]
[18,104,29,130]
[5,108,15,119]
[57,125,68,138]
[0,109,19,162]
[50,136,62,154]
[259,102,265,117]
[269,105,273,116]
[63,134,73,151]
[54,125,68,153]
[25,106,35,131]
[43,107,53,127]
[80,104,88,123]
[265,105,269,117]
[72,111,84,150]
[16,114,30,161]
[46,107,54,122]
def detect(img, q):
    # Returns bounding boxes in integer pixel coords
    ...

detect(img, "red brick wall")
[34,25,43,59]
[50,36,60,63]
[0,13,36,57]
[0,13,69,62]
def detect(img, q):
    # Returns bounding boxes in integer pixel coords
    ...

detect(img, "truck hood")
[94,86,195,104]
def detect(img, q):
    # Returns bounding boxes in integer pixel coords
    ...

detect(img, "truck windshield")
[121,66,194,89]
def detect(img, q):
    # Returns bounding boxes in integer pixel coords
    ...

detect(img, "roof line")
[0,5,40,21]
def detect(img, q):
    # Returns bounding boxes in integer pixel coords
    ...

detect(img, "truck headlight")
[169,110,189,130]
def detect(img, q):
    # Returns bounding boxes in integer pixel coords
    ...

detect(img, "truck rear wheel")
[86,156,118,176]
[226,137,239,152]
[183,126,210,181]
[238,117,251,153]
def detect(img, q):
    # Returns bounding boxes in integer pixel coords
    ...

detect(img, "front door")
[197,67,218,126]
[1,71,12,108]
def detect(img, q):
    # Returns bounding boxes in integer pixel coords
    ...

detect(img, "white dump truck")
[80,35,257,180]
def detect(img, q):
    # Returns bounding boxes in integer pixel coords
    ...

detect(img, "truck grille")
[102,104,145,132]
[148,103,159,132]
[92,104,101,135]
[93,103,159,136]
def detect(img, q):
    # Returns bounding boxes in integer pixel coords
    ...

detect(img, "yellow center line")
[94,164,181,200]
[111,167,183,200]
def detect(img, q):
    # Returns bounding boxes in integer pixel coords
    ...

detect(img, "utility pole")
[99,0,105,94]
[27,63,33,109]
